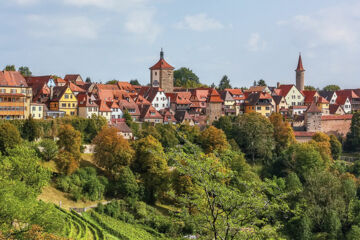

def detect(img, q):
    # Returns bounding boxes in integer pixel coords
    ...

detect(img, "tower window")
[155,72,157,76]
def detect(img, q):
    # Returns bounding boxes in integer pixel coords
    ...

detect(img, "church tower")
[295,53,305,91]
[149,49,175,93]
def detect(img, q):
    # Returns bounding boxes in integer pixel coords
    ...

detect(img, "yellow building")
[49,85,77,116]
[244,92,273,117]
[0,71,32,120]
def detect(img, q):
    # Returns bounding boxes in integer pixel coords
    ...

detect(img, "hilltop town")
[0,50,356,141]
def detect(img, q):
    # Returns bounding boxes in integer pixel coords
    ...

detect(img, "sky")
[1,0,360,89]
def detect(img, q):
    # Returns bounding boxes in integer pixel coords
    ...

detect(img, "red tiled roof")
[321,114,352,120]
[336,90,360,100]
[294,131,316,137]
[335,95,349,105]
[97,100,111,112]
[69,82,86,93]
[296,54,305,71]
[302,90,318,103]
[64,74,85,85]
[208,88,223,103]
[166,92,192,105]
[134,95,151,105]
[245,86,267,93]
[276,84,296,97]
[96,84,120,91]
[140,104,163,119]
[54,77,66,84]
[117,82,135,92]
[77,93,98,107]
[112,121,132,133]
[317,96,329,104]
[306,102,321,113]
[149,58,174,70]
[225,88,243,95]
[0,71,28,87]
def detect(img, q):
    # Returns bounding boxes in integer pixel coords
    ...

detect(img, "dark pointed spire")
[160,48,164,59]
[296,53,305,71]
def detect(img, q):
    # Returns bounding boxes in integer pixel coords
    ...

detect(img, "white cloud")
[62,0,147,12]
[247,33,267,52]
[278,2,360,49]
[27,15,99,39]
[124,9,161,42]
[13,0,40,5]
[176,13,224,31]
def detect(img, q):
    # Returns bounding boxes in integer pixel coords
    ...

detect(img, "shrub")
[39,138,58,161]
[56,167,108,201]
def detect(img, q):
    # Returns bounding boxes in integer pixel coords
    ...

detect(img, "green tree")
[85,77,91,83]
[304,85,316,91]
[257,79,267,86]
[113,166,139,199]
[0,122,22,154]
[330,135,342,160]
[106,79,118,84]
[213,115,233,137]
[199,126,229,153]
[132,135,169,204]
[18,66,32,77]
[39,139,58,162]
[233,113,275,163]
[218,75,231,90]
[170,146,284,240]
[22,116,40,141]
[155,124,179,148]
[269,113,295,154]
[54,150,79,175]
[345,112,360,152]
[130,79,140,85]
[323,85,341,91]
[57,124,81,159]
[174,67,201,88]
[4,65,15,71]
[93,126,134,176]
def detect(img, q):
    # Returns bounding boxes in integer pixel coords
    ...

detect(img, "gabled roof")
[119,99,140,116]
[159,108,177,122]
[336,95,350,105]
[69,82,86,93]
[306,102,321,113]
[107,101,120,109]
[166,92,192,105]
[245,92,272,106]
[77,93,98,107]
[272,95,284,105]
[302,90,318,103]
[64,74,85,85]
[112,121,132,133]
[117,82,135,92]
[329,104,344,115]
[336,90,360,100]
[0,71,28,86]
[219,90,235,102]
[26,75,52,85]
[96,84,120,91]
[50,85,69,101]
[318,90,335,101]
[139,86,164,102]
[54,77,66,85]
[140,104,162,119]
[134,95,151,105]
[174,110,192,123]
[275,84,299,97]
[317,96,329,104]
[97,100,112,112]
[245,86,268,93]
[207,88,223,103]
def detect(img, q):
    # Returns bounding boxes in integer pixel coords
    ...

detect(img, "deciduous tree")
[218,75,231,90]
[323,85,340,91]
[199,126,229,153]
[132,135,169,204]
[18,66,32,77]
[269,113,295,154]
[345,112,360,152]
[0,122,22,154]
[57,124,81,159]
[93,126,134,176]
[330,135,342,160]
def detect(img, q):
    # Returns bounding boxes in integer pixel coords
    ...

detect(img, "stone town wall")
[321,119,351,137]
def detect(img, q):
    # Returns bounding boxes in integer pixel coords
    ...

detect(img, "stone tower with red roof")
[206,88,224,124]
[296,54,305,91]
[149,49,175,93]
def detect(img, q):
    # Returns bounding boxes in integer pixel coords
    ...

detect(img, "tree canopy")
[174,67,201,88]
[323,85,341,91]
[218,75,232,90]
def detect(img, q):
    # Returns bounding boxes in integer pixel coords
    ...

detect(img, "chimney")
[50,86,54,100]
[277,82,280,88]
